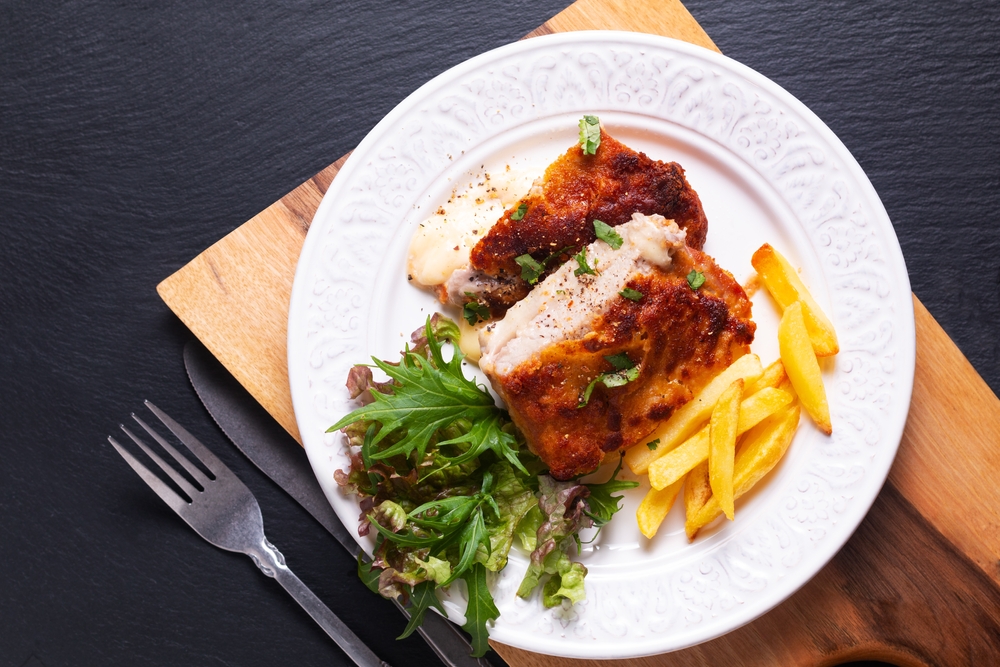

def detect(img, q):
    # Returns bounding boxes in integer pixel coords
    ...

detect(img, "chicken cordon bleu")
[479,213,755,480]
[409,129,710,320]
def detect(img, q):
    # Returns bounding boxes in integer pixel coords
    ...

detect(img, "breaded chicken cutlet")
[478,214,754,480]
[441,129,709,318]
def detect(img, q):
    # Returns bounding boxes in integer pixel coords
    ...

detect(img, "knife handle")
[393,597,494,667]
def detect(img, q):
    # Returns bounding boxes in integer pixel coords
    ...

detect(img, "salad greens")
[330,315,637,656]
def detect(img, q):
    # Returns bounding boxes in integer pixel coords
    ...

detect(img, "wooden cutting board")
[156,0,1000,664]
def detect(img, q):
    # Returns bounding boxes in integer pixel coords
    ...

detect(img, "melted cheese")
[407,169,536,288]
[457,317,484,363]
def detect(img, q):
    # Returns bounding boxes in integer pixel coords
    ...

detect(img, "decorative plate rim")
[287,31,915,658]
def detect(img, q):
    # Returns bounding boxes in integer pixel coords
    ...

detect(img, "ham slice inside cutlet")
[444,129,709,318]
[479,213,755,481]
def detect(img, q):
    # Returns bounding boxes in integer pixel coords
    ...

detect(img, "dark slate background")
[1,0,997,666]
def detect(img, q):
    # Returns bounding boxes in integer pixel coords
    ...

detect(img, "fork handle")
[248,537,392,667]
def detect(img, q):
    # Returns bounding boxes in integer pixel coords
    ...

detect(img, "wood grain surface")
[156,0,1000,664]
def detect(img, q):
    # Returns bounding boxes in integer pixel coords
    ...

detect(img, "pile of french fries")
[627,244,839,540]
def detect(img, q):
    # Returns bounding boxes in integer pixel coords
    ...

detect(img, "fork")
[109,401,391,667]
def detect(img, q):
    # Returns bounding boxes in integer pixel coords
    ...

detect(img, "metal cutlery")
[108,401,391,667]
[182,340,499,667]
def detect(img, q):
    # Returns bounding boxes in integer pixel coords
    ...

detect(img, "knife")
[183,340,500,667]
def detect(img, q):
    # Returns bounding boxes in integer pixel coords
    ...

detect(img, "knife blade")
[183,340,499,667]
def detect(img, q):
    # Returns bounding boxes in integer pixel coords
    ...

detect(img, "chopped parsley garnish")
[600,365,640,388]
[573,248,596,277]
[578,354,640,407]
[516,247,573,285]
[646,439,660,451]
[462,295,490,325]
[687,269,706,290]
[603,352,634,371]
[593,219,623,249]
[510,203,528,221]
[619,287,643,301]
[579,115,601,155]
[515,254,545,284]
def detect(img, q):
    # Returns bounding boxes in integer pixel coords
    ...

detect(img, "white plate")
[287,31,915,659]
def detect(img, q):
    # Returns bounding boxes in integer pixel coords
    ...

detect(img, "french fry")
[709,380,743,521]
[647,387,794,490]
[751,244,839,356]
[736,387,795,433]
[684,461,713,540]
[687,405,801,539]
[779,301,831,434]
[649,431,710,491]
[745,359,786,395]
[625,354,763,474]
[636,479,684,539]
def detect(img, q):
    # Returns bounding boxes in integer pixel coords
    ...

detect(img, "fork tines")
[108,401,215,511]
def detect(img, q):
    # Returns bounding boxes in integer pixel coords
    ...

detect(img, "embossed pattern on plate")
[287,32,914,658]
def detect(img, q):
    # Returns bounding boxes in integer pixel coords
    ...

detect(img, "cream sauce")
[407,168,536,288]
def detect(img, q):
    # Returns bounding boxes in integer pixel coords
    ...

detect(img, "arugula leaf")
[361,423,381,490]
[357,554,382,595]
[327,319,504,463]
[515,254,544,284]
[573,248,596,276]
[398,581,447,639]
[367,513,447,549]
[584,456,639,526]
[462,563,501,657]
[593,219,623,249]
[619,287,643,301]
[510,202,528,221]
[578,115,601,155]
[371,474,497,589]
[408,495,480,531]
[443,509,489,585]
[687,269,706,290]
[438,411,527,475]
